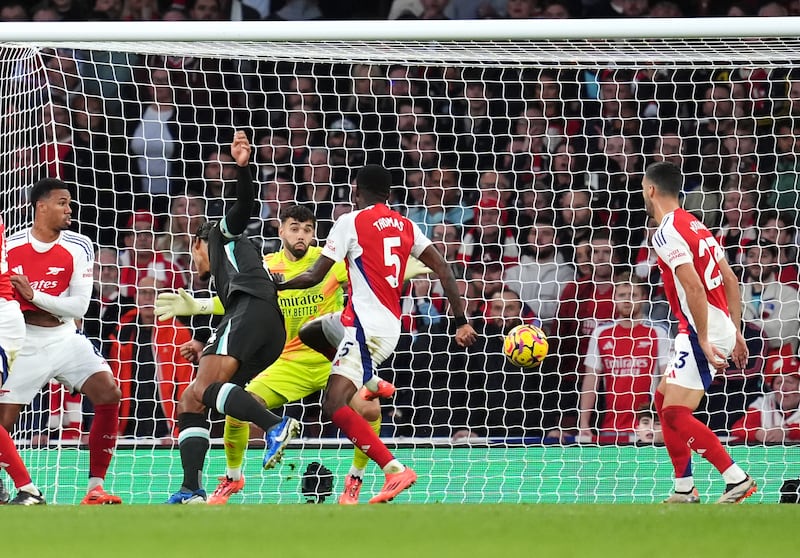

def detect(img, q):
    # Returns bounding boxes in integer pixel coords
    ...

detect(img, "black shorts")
[202,293,286,386]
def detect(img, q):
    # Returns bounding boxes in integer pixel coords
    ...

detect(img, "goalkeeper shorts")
[247,358,331,405]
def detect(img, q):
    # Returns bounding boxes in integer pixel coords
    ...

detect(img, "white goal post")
[1,17,800,504]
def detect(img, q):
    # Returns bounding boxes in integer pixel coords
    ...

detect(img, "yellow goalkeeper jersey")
[264,246,347,365]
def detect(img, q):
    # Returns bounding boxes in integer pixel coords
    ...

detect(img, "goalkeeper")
[155,204,431,505]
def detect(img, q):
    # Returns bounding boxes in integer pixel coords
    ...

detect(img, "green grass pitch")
[0,504,795,558]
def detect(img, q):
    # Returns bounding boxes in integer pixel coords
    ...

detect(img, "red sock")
[332,406,394,469]
[0,426,32,488]
[656,395,692,479]
[89,403,119,480]
[662,405,733,474]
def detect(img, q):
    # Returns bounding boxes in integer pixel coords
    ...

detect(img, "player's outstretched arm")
[417,245,476,347]
[277,255,335,291]
[154,288,225,321]
[221,130,255,239]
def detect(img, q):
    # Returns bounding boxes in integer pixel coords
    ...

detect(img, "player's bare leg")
[169,354,292,504]
[0,403,23,432]
[658,378,755,504]
[79,371,122,505]
[323,375,416,504]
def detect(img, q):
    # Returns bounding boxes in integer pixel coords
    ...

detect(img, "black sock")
[202,382,282,432]
[177,412,210,492]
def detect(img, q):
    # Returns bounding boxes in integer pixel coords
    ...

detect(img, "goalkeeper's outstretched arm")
[154,289,225,321]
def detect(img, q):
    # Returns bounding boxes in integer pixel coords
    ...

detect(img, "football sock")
[352,416,381,471]
[655,392,693,482]
[202,382,281,432]
[722,464,748,485]
[348,466,366,479]
[364,375,382,392]
[17,483,40,496]
[88,403,119,480]
[0,426,32,489]
[177,412,210,492]
[382,459,405,475]
[662,405,734,474]
[223,415,249,476]
[332,406,394,469]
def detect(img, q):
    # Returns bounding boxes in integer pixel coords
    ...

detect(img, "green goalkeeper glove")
[155,288,216,321]
[403,256,432,280]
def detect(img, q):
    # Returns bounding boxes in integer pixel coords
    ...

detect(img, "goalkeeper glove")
[154,288,215,321]
[403,257,432,280]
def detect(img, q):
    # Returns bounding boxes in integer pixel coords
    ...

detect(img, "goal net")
[1,19,799,504]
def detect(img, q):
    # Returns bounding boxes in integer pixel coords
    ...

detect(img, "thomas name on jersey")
[372,216,406,232]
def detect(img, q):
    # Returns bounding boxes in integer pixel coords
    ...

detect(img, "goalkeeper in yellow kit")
[155,204,429,504]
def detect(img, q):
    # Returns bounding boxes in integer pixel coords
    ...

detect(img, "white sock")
[88,477,103,491]
[674,476,694,493]
[226,467,242,481]
[722,463,747,485]
[18,483,39,496]
[382,459,405,475]
[364,375,382,392]
[348,466,366,479]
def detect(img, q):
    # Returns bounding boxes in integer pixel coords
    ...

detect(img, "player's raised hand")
[455,321,478,347]
[230,130,251,167]
[179,339,205,364]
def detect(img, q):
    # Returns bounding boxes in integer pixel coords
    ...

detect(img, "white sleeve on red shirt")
[583,324,604,372]
[653,222,693,271]
[30,244,93,321]
[409,220,432,259]
[322,213,355,263]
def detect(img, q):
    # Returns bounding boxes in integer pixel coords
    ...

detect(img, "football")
[503,324,548,368]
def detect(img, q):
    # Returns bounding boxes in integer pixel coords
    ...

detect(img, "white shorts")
[0,321,111,405]
[331,324,398,389]
[0,299,26,387]
[318,311,345,348]
[664,331,735,391]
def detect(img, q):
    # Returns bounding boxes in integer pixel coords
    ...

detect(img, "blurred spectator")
[44,0,89,20]
[505,0,539,18]
[458,195,519,268]
[270,0,321,20]
[554,228,618,396]
[758,1,788,16]
[118,210,187,298]
[64,93,133,247]
[326,118,364,177]
[122,0,159,19]
[633,405,664,444]
[740,241,800,377]
[430,222,465,279]
[128,67,200,211]
[578,275,670,444]
[586,0,649,17]
[161,6,187,19]
[108,276,194,438]
[541,1,573,17]
[444,0,505,18]
[770,118,800,224]
[417,0,449,19]
[407,168,473,236]
[255,130,293,183]
[715,187,759,268]
[156,193,205,273]
[731,357,800,443]
[92,0,122,19]
[200,148,237,218]
[757,210,799,288]
[554,188,596,262]
[32,5,61,19]
[83,247,134,354]
[388,0,422,18]
[255,175,296,252]
[187,0,222,20]
[647,0,681,16]
[504,220,574,334]
[0,2,28,20]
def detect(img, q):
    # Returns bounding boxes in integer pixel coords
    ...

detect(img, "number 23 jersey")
[323,203,431,337]
[653,208,736,344]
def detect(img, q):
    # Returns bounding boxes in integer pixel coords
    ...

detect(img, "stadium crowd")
[1,0,800,447]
